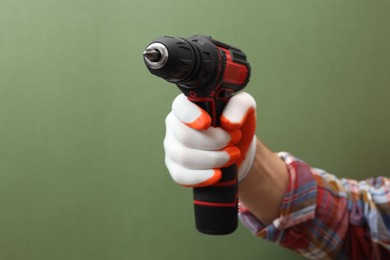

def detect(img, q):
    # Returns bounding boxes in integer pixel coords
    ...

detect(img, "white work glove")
[164,92,257,187]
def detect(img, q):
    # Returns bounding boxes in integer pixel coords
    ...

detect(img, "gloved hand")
[164,92,257,187]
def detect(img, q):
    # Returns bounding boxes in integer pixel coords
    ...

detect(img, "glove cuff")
[238,137,257,183]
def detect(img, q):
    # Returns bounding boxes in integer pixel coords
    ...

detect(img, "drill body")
[143,35,251,235]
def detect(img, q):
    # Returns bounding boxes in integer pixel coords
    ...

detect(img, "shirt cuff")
[239,152,318,240]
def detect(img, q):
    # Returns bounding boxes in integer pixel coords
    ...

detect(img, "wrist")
[238,138,289,225]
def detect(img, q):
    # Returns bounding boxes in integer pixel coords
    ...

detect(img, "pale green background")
[1,0,389,259]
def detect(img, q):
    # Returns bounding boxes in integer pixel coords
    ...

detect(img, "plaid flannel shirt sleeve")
[239,152,390,259]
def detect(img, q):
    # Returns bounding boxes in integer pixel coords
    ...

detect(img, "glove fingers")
[164,130,240,169]
[166,112,241,150]
[172,94,211,130]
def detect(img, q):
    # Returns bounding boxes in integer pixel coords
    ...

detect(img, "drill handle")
[193,165,238,234]
[188,97,239,235]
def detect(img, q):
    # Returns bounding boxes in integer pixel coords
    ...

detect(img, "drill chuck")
[143,36,204,85]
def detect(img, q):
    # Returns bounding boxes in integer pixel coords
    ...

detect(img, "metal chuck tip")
[143,42,168,69]
[143,48,161,62]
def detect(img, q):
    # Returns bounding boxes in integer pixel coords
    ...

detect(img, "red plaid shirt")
[239,152,390,259]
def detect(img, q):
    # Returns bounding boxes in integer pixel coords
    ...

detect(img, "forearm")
[238,138,289,225]
[238,141,390,258]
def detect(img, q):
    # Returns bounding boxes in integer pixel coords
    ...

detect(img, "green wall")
[1,0,389,259]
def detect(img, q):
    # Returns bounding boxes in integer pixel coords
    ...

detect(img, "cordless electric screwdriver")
[143,35,251,235]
